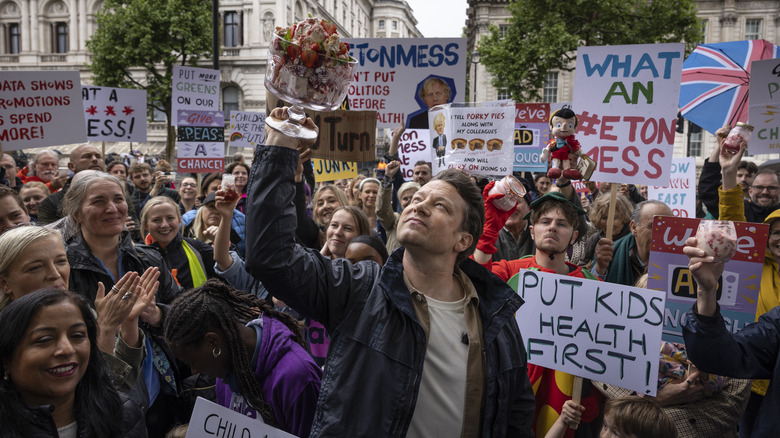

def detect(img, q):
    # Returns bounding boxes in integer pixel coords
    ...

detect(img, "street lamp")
[471,50,481,103]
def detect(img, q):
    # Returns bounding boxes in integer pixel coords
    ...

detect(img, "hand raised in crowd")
[94,272,142,353]
[560,399,585,429]
[139,267,163,326]
[121,267,161,347]
[295,146,313,182]
[50,173,69,191]
[655,365,705,406]
[214,187,240,219]
[682,236,724,317]
[265,107,319,150]
[593,238,615,276]
[390,126,405,156]
[385,160,400,179]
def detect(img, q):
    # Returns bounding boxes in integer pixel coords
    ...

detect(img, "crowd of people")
[0,116,779,438]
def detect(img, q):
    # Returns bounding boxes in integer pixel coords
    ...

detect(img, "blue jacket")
[683,305,780,438]
[244,145,535,437]
[182,207,246,257]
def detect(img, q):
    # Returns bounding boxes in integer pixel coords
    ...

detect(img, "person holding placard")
[473,189,602,437]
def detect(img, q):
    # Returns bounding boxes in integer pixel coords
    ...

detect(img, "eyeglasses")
[181,183,197,188]
[750,185,780,192]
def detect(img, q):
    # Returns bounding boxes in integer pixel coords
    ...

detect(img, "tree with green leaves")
[478,0,702,102]
[87,0,213,160]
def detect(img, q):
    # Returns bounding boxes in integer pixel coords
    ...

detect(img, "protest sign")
[397,129,431,179]
[309,110,377,162]
[313,159,357,182]
[176,110,225,173]
[186,396,296,438]
[647,216,768,342]
[0,71,86,150]
[749,58,780,154]
[513,103,550,173]
[573,43,685,186]
[648,157,696,218]
[430,102,515,177]
[229,111,266,147]
[509,270,665,396]
[81,85,146,142]
[172,65,220,126]
[343,38,467,129]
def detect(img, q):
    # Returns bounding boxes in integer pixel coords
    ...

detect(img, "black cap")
[203,192,217,206]
[523,191,586,220]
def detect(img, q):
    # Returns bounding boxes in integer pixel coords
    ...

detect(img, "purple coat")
[216,316,322,437]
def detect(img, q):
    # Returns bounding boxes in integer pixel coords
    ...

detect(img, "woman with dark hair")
[164,280,321,437]
[225,162,250,213]
[0,288,147,437]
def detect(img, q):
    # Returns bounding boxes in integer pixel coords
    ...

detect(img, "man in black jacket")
[244,107,535,437]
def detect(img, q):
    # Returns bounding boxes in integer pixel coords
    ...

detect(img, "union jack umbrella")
[679,39,780,135]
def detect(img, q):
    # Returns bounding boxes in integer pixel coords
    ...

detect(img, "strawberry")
[301,49,318,68]
[311,42,321,52]
[286,44,301,60]
[339,43,347,55]
[321,20,337,35]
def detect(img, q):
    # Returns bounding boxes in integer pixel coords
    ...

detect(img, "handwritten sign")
[397,129,430,179]
[172,65,220,126]
[513,103,550,173]
[313,159,357,182]
[0,71,86,150]
[648,157,696,218]
[573,43,684,186]
[749,58,780,154]
[81,85,146,142]
[229,111,266,147]
[509,270,665,396]
[309,110,377,162]
[176,110,225,173]
[431,102,515,177]
[647,216,768,342]
[186,396,296,438]
[343,38,467,129]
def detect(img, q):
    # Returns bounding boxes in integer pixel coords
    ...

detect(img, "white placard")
[81,85,147,142]
[186,396,296,438]
[343,38,467,129]
[648,157,696,218]
[229,111,266,147]
[0,70,86,150]
[172,65,220,126]
[509,270,665,396]
[573,43,685,186]
[748,58,780,155]
[397,129,431,179]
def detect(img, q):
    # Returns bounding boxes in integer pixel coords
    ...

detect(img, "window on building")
[497,88,511,100]
[151,103,167,122]
[379,20,384,30]
[392,20,397,30]
[54,22,68,53]
[699,19,708,45]
[745,19,762,40]
[223,86,240,121]
[688,122,702,156]
[499,24,509,39]
[224,12,239,47]
[6,23,21,54]
[543,72,558,103]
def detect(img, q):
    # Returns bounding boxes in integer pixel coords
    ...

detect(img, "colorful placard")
[648,157,696,218]
[647,216,768,342]
[572,43,685,186]
[228,111,266,147]
[172,65,220,126]
[81,85,147,142]
[309,110,377,162]
[176,110,225,173]
[748,58,780,154]
[513,103,551,173]
[186,396,296,438]
[509,270,666,396]
[397,129,431,179]
[313,159,357,182]
[0,71,86,150]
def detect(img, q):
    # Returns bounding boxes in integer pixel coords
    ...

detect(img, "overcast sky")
[405,0,468,38]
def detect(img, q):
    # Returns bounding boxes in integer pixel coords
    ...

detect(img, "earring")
[212,347,221,358]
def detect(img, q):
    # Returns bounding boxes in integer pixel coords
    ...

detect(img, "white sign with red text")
[81,85,147,142]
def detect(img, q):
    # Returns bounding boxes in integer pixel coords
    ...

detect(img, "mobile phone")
[160,172,176,176]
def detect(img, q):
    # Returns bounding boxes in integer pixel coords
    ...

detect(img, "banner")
[397,129,431,179]
[309,110,377,162]
[172,65,220,126]
[430,102,515,177]
[176,110,225,173]
[343,38,467,129]
[573,43,685,186]
[228,111,266,147]
[748,58,780,154]
[186,397,296,438]
[313,159,357,182]
[509,270,665,396]
[648,157,696,218]
[647,216,768,342]
[81,85,146,142]
[0,71,86,150]
[513,103,550,172]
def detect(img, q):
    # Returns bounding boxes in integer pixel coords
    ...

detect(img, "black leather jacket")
[245,146,536,437]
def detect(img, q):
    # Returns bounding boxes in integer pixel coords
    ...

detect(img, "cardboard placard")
[229,111,266,147]
[397,129,431,179]
[172,65,220,126]
[573,43,685,186]
[313,159,357,182]
[0,71,86,150]
[513,103,550,173]
[648,157,696,218]
[309,110,377,162]
[510,270,665,396]
[647,216,768,342]
[186,396,296,438]
[748,58,780,154]
[343,38,467,129]
[81,85,147,142]
[176,110,225,173]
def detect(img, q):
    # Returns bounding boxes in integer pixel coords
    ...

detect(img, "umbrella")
[679,39,780,135]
